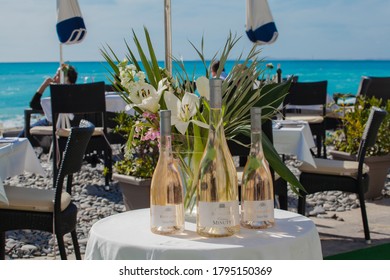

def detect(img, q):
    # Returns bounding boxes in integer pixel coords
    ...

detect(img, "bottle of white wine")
[150,110,185,235]
[241,107,274,229]
[197,78,240,237]
[276,63,282,83]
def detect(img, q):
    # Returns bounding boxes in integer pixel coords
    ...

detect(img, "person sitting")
[211,60,227,80]
[18,64,78,137]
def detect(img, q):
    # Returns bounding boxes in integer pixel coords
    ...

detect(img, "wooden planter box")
[112,173,151,211]
[330,150,390,199]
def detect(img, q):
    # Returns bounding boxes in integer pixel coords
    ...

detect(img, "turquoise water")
[1,60,390,128]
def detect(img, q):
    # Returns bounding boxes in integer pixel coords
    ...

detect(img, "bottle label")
[198,201,239,227]
[151,205,177,226]
[242,200,274,222]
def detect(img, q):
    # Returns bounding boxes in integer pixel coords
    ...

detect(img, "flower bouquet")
[102,27,304,212]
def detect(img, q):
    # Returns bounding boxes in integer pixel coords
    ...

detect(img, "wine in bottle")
[197,78,240,237]
[241,107,274,229]
[150,110,185,235]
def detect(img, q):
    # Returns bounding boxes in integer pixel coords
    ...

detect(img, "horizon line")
[2,58,390,64]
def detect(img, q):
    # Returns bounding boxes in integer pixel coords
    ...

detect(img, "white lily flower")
[196,76,210,100]
[132,79,167,113]
[165,91,208,135]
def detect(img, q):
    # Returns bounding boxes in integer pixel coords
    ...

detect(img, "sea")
[1,60,390,129]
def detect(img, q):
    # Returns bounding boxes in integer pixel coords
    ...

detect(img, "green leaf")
[199,146,216,179]
[242,155,261,183]
[132,29,157,88]
[144,27,162,82]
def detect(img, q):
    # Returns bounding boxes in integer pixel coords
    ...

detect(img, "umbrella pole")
[59,43,64,84]
[164,0,172,75]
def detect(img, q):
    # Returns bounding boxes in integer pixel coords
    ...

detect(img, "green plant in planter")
[328,95,390,156]
[112,112,159,178]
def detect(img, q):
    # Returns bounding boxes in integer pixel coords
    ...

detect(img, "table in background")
[0,138,45,203]
[85,208,322,260]
[272,120,316,167]
[40,93,129,123]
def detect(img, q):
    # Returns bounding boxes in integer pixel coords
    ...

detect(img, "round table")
[85,208,322,260]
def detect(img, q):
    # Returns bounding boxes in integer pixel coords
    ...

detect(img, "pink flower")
[142,111,158,121]
[142,129,160,141]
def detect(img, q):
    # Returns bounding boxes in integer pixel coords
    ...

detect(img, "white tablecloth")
[0,138,45,203]
[40,93,128,123]
[85,208,322,260]
[272,120,316,167]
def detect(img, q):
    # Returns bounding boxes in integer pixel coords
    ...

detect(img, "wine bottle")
[241,107,274,229]
[276,64,282,83]
[197,78,240,237]
[150,110,185,235]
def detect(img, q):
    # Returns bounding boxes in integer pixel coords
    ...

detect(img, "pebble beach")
[3,148,390,260]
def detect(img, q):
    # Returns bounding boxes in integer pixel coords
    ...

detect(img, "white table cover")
[272,120,316,167]
[40,93,128,123]
[85,208,322,260]
[0,138,45,203]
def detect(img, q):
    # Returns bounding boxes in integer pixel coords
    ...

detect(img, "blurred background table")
[85,208,322,260]
[272,120,317,167]
[0,138,45,203]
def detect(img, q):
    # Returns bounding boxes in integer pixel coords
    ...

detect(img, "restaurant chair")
[24,108,52,153]
[50,82,113,187]
[297,107,387,244]
[0,120,94,260]
[357,76,390,103]
[228,120,288,210]
[283,80,328,158]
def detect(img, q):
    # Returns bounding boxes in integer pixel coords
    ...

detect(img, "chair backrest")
[283,81,328,107]
[357,76,390,102]
[50,82,107,180]
[50,81,106,128]
[105,84,116,92]
[54,120,94,212]
[357,107,387,163]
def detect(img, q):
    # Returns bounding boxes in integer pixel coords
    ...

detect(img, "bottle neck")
[159,134,172,157]
[209,108,225,141]
[250,130,264,158]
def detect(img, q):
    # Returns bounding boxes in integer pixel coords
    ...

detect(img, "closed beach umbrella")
[246,0,278,45]
[56,0,87,80]
[56,0,86,44]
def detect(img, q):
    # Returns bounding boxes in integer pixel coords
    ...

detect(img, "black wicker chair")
[357,76,390,103]
[297,107,387,243]
[283,81,328,158]
[0,120,94,260]
[50,82,112,186]
[24,108,52,153]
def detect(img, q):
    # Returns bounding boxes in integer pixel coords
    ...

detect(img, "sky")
[0,0,390,62]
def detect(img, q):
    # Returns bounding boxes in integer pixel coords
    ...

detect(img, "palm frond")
[131,29,157,88]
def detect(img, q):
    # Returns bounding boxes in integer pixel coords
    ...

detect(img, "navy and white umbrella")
[246,0,278,45]
[56,0,86,44]
[56,0,86,81]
